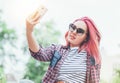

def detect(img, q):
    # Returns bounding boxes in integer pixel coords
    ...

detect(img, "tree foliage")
[23,20,61,83]
[112,65,120,83]
[0,11,17,66]
[0,10,17,83]
[0,66,6,83]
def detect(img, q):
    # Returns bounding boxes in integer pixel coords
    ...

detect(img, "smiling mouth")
[70,35,76,40]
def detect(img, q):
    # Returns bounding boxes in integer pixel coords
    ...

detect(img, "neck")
[70,44,80,48]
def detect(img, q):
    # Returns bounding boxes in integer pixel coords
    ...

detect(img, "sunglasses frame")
[69,23,86,35]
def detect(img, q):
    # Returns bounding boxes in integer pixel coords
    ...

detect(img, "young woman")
[26,7,101,83]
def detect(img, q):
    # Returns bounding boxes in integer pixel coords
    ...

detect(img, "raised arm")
[26,5,47,52]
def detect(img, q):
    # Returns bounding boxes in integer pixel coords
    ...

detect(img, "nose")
[72,29,77,34]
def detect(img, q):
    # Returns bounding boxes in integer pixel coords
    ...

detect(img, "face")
[67,21,88,47]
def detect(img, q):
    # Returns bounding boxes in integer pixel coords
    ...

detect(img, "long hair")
[65,17,101,64]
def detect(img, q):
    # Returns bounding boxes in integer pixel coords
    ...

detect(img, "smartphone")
[37,5,48,17]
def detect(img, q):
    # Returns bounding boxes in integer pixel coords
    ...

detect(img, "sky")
[0,0,120,81]
[0,0,120,56]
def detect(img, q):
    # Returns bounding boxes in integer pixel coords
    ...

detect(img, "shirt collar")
[70,47,79,50]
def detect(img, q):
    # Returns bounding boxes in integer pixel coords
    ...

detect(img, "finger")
[26,12,40,25]
[32,12,41,22]
[31,10,39,19]
[31,20,40,25]
[32,6,47,22]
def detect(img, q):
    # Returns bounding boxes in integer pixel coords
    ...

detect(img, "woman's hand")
[26,5,47,33]
[26,5,47,52]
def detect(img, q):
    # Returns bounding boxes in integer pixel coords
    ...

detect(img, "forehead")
[74,21,87,31]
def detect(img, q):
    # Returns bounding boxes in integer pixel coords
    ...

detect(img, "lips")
[70,35,76,40]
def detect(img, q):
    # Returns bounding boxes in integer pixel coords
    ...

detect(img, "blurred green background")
[0,0,120,83]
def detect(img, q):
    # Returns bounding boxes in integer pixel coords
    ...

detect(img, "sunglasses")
[69,23,86,35]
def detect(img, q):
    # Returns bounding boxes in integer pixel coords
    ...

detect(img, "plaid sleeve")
[90,64,101,83]
[29,44,56,62]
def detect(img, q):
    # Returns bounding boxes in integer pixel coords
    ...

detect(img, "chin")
[68,38,72,42]
[68,39,75,44]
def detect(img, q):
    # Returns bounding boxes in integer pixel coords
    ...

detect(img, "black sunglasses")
[69,23,85,35]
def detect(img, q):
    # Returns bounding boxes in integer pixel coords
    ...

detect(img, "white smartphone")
[37,5,48,17]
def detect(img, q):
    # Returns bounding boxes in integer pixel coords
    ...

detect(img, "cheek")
[67,31,87,45]
[75,38,83,44]
[75,36,87,44]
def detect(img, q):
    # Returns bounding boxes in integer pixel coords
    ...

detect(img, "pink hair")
[65,17,101,64]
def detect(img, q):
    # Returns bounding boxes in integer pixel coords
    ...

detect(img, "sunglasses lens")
[69,24,75,31]
[77,28,85,34]
[69,23,85,35]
